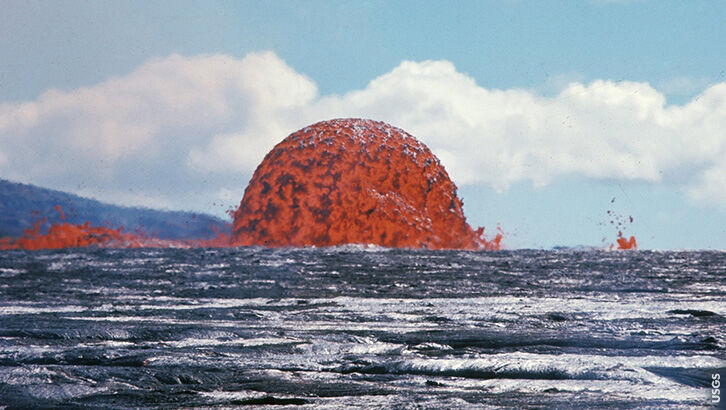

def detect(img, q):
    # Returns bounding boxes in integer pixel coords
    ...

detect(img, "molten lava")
[0,217,150,250]
[605,201,638,250]
[232,118,499,250]
[616,232,637,250]
[1,119,501,251]
[0,206,230,250]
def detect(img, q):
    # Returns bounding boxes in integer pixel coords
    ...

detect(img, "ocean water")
[0,247,723,408]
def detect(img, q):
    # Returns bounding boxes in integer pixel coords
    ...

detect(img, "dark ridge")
[0,384,59,410]
[547,313,571,322]
[335,362,579,380]
[0,178,229,240]
[235,375,395,398]
[375,329,721,352]
[668,309,718,317]
[644,367,720,388]
[1,351,149,367]
[231,396,310,405]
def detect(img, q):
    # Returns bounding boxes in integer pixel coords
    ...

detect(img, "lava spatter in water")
[0,206,231,250]
[616,231,637,250]
[475,225,504,251]
[605,198,637,250]
[232,118,499,250]
[0,214,143,250]
[1,207,157,250]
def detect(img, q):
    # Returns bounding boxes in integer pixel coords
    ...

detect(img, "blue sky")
[1,0,724,249]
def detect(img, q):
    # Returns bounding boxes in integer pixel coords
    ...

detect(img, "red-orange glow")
[0,206,231,250]
[0,219,143,250]
[475,226,503,251]
[605,200,638,250]
[2,119,507,251]
[55,205,65,221]
[232,118,499,250]
[616,231,637,250]
[184,226,232,248]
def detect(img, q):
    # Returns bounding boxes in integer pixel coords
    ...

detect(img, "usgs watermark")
[712,373,720,406]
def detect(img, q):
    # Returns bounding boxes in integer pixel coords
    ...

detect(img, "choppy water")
[0,247,723,408]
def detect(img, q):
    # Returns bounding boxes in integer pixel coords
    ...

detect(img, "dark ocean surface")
[0,247,723,408]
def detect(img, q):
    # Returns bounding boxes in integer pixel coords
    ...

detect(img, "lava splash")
[232,118,499,250]
[616,232,637,250]
[0,218,156,250]
[605,202,638,250]
[0,207,230,251]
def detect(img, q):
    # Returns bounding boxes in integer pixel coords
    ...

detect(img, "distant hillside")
[0,179,230,240]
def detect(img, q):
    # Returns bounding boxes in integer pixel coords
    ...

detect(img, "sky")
[0,0,724,249]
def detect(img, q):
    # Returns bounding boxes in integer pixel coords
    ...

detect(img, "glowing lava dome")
[231,118,501,250]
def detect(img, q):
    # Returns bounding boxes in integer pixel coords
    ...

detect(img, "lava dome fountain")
[231,118,500,250]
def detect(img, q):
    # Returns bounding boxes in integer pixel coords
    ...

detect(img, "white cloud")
[656,76,714,97]
[0,52,724,212]
[688,163,726,208]
[311,62,725,205]
[0,51,317,213]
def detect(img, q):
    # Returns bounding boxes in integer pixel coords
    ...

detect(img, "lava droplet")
[231,118,500,250]
[616,232,637,250]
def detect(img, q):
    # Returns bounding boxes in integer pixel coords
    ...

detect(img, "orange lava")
[0,218,149,250]
[1,119,501,251]
[605,201,638,250]
[0,207,231,251]
[232,118,499,250]
[616,231,637,250]
[55,205,65,220]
